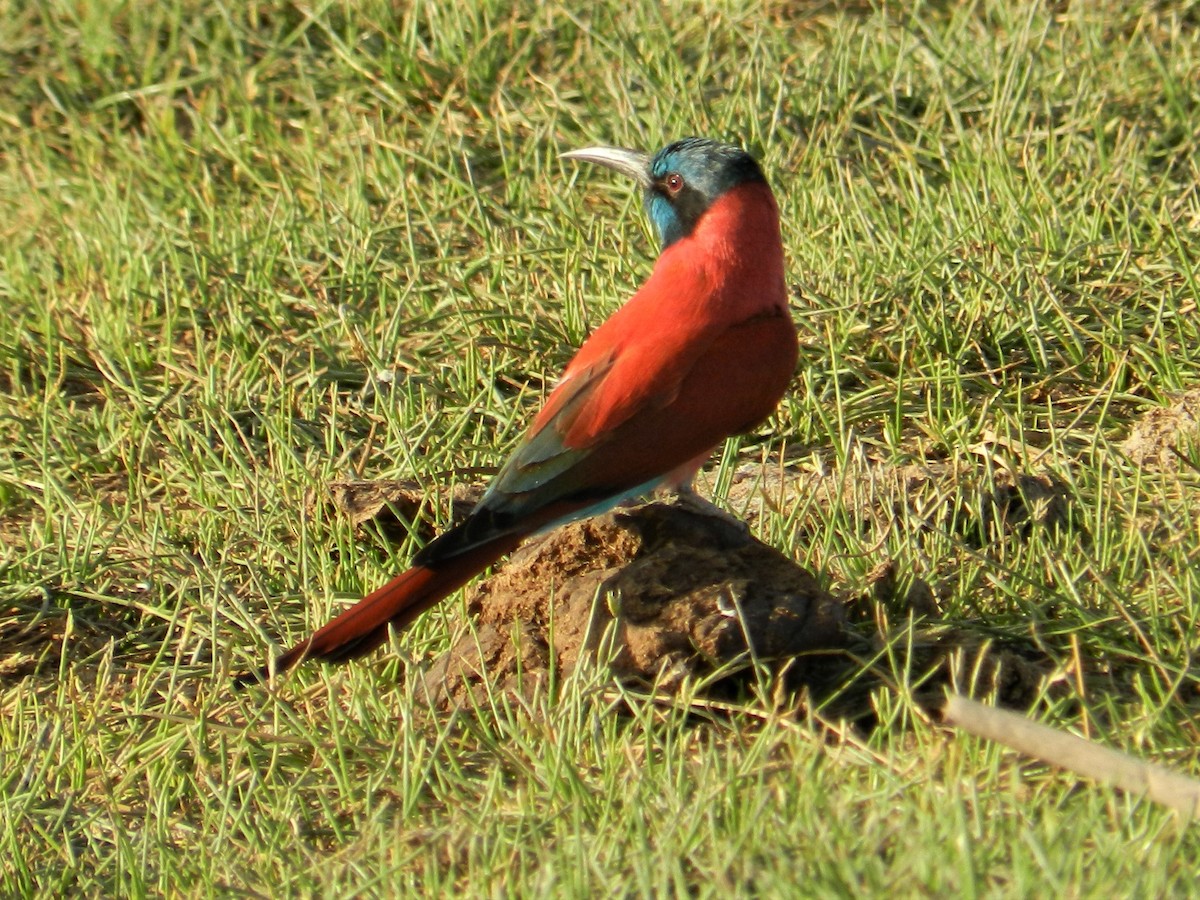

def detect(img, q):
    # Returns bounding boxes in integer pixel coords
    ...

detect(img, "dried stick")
[943,693,1200,819]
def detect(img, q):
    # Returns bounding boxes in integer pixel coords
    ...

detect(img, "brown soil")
[327,462,1067,714]
[723,454,1070,542]
[416,500,850,708]
[324,479,482,542]
[1122,388,1200,471]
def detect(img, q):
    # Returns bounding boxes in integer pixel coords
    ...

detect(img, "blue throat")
[643,137,767,250]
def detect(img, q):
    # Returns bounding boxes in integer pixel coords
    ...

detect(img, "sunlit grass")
[2,0,1198,894]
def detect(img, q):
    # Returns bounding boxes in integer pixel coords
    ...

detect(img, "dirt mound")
[722,454,1069,542]
[329,457,1070,713]
[1122,389,1200,471]
[416,501,849,708]
[325,479,482,542]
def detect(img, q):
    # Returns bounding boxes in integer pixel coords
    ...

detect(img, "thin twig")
[943,693,1200,819]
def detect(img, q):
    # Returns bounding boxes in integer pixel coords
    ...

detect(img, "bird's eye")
[665,172,684,194]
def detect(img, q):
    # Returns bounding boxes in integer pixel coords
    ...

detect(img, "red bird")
[238,137,798,683]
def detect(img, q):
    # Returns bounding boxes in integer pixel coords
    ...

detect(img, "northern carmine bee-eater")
[237,137,798,684]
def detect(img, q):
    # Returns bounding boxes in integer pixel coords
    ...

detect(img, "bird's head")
[562,137,768,250]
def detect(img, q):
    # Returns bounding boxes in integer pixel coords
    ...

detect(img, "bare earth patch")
[323,479,483,542]
[329,457,1069,712]
[1122,388,1200,471]
[721,454,1070,542]
[419,500,849,708]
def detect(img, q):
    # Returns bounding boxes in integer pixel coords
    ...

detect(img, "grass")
[2,0,1199,894]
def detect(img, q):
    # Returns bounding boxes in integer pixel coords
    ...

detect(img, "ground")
[2,1,1199,895]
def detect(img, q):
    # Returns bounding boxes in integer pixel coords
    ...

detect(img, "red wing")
[481,311,797,522]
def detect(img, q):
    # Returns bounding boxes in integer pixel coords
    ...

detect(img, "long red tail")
[235,532,524,685]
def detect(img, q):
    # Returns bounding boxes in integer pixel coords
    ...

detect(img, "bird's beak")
[560,145,651,188]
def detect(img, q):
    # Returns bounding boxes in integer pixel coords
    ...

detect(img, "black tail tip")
[232,640,313,689]
[232,663,271,689]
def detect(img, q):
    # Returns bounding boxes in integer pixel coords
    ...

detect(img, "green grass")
[3,0,1199,894]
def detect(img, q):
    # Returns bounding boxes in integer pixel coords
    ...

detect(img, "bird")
[236,137,798,684]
